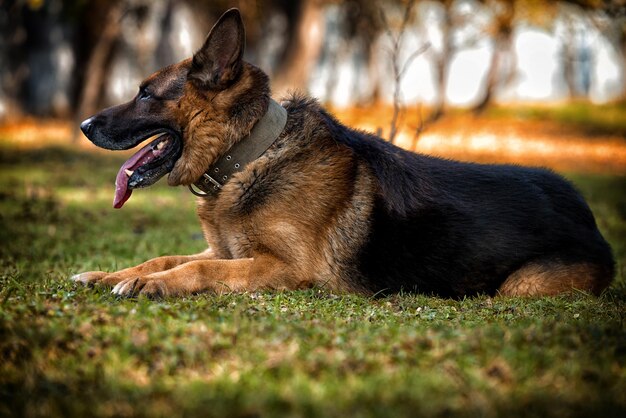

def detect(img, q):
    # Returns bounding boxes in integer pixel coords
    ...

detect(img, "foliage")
[0,144,625,417]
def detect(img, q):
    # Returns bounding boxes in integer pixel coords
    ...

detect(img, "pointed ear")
[188,8,245,90]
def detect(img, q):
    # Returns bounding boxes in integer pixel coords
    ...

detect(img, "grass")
[486,101,626,138]
[0,143,625,418]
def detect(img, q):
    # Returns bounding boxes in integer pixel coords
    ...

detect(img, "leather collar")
[189,99,287,197]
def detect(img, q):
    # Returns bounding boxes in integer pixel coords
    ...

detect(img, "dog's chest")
[221,226,255,258]
[195,189,261,259]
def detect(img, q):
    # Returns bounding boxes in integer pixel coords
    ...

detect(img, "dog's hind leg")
[497,258,613,297]
[71,249,216,287]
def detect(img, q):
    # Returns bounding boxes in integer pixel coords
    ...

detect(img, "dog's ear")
[188,8,245,90]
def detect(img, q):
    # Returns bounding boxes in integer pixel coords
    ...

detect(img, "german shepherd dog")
[73,9,614,298]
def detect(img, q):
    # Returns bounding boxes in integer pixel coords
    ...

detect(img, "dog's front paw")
[71,271,108,286]
[71,271,126,287]
[111,277,170,298]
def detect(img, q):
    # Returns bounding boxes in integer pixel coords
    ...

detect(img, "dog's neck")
[189,99,288,196]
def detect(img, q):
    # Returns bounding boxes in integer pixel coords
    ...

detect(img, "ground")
[0,105,625,417]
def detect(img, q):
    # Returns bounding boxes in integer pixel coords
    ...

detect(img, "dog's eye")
[138,88,152,100]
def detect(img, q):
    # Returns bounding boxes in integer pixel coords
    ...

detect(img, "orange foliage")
[332,105,626,175]
[2,109,625,174]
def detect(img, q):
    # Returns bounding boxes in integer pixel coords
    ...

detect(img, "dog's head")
[81,8,269,208]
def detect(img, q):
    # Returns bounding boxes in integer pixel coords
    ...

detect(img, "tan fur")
[72,251,215,287]
[74,10,613,299]
[75,62,377,297]
[169,64,262,186]
[497,261,611,296]
[194,140,376,294]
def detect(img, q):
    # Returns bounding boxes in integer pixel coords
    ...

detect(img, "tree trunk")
[365,39,381,105]
[73,1,123,142]
[473,1,514,114]
[562,13,579,99]
[272,0,324,96]
[474,40,501,114]
[473,32,514,113]
[155,0,175,69]
[621,31,626,101]
[429,1,453,123]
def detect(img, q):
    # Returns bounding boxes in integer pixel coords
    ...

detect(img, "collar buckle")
[188,173,222,197]
[202,173,223,190]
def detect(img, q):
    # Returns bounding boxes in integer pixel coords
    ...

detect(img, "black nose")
[80,117,94,136]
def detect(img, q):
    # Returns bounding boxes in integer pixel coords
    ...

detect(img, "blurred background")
[0,0,625,170]
[1,4,625,415]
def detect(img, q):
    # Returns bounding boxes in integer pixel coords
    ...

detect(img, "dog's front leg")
[110,255,293,298]
[71,250,216,287]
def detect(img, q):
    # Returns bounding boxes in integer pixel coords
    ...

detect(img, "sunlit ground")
[3,102,626,175]
[332,103,626,174]
[1,103,625,417]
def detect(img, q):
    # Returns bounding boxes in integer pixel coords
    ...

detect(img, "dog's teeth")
[125,169,134,177]
[157,141,165,150]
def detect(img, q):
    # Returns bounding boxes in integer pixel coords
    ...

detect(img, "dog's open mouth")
[114,133,182,208]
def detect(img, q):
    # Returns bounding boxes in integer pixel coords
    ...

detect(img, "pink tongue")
[113,137,165,209]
